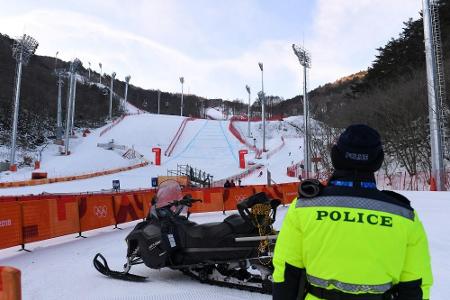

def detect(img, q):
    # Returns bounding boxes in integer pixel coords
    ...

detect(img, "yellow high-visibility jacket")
[273,185,433,300]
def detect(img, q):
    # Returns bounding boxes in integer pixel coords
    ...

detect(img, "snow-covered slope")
[0,113,303,195]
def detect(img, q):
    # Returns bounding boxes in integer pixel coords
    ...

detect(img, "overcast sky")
[0,0,422,102]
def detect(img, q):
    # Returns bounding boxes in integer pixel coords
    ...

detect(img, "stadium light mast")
[124,75,131,113]
[292,44,312,177]
[258,62,266,151]
[54,51,59,72]
[9,34,39,170]
[55,69,65,141]
[99,63,103,84]
[423,0,447,191]
[157,89,161,114]
[70,71,78,134]
[88,62,91,81]
[180,77,185,116]
[64,58,81,155]
[246,85,251,137]
[109,72,116,120]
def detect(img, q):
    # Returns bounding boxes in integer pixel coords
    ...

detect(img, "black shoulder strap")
[381,190,411,206]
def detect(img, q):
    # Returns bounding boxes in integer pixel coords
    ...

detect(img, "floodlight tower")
[54,51,59,72]
[423,0,448,190]
[70,71,78,134]
[292,44,312,177]
[258,62,266,151]
[246,85,251,137]
[157,89,161,114]
[124,75,131,113]
[88,62,91,81]
[55,69,65,141]
[99,63,103,84]
[180,77,185,116]
[9,34,39,169]
[64,58,81,155]
[109,72,116,120]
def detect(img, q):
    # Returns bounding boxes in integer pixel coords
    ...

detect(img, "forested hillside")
[284,0,450,177]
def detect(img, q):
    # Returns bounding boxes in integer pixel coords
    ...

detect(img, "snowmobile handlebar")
[171,195,202,208]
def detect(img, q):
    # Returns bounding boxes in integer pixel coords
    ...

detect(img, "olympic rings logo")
[94,205,108,218]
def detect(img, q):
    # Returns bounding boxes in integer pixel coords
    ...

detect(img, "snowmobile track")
[180,268,272,295]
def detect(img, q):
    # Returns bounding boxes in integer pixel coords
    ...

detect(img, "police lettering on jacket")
[316,210,393,227]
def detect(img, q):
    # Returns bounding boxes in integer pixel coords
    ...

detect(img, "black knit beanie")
[331,124,384,172]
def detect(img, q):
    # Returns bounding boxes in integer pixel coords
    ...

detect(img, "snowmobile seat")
[185,222,233,246]
[224,214,254,234]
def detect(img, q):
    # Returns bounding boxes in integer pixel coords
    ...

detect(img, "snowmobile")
[93,180,281,294]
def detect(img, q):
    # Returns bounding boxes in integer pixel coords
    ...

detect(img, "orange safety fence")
[0,162,149,189]
[0,202,22,250]
[0,266,21,300]
[113,192,153,224]
[278,182,299,205]
[78,195,116,233]
[222,187,255,211]
[183,189,224,213]
[0,183,302,251]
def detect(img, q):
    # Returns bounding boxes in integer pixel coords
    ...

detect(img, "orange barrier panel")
[183,190,224,213]
[48,196,80,238]
[134,191,154,218]
[0,266,21,300]
[0,197,17,203]
[0,162,148,189]
[20,200,52,244]
[222,187,254,211]
[78,195,116,232]
[0,203,22,250]
[279,183,299,204]
[113,193,147,224]
[252,184,284,201]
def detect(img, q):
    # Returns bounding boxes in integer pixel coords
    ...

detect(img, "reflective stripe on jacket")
[272,187,433,299]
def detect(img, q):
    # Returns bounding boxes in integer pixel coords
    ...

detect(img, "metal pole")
[124,83,129,110]
[247,88,251,137]
[109,72,116,120]
[64,72,74,155]
[9,53,23,166]
[423,0,446,190]
[181,82,184,116]
[70,76,77,133]
[54,51,58,72]
[56,73,63,140]
[303,66,311,177]
[303,64,311,177]
[261,68,266,151]
[158,90,161,114]
[99,63,102,84]
[124,75,130,113]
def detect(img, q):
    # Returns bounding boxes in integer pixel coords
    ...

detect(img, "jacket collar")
[327,170,377,189]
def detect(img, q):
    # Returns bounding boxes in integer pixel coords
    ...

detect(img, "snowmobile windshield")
[155,180,183,209]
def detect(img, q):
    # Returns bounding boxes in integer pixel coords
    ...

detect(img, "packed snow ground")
[0,192,448,299]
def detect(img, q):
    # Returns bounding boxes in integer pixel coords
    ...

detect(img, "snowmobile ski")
[93,253,147,282]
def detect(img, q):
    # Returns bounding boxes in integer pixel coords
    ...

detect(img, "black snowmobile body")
[127,212,261,268]
[94,180,281,294]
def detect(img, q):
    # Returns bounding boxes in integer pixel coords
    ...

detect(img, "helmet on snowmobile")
[154,180,183,208]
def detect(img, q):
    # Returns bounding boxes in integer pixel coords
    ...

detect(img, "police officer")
[273,124,432,300]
